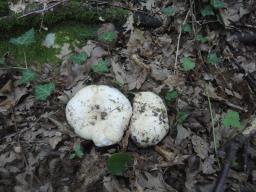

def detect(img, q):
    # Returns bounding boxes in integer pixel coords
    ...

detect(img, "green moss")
[0,33,60,68]
[0,22,99,68]
[53,22,98,45]
[0,2,128,36]
[0,1,9,17]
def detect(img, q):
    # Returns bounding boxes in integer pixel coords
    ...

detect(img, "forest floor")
[1,0,256,192]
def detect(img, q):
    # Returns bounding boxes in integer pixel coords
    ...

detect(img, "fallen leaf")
[127,29,153,57]
[191,135,209,159]
[0,151,20,167]
[175,124,191,145]
[140,0,156,10]
[48,136,63,150]
[111,56,148,90]
[103,176,131,192]
[219,1,250,27]
[9,0,26,14]
[136,171,176,192]
[42,33,56,48]
[123,13,134,32]
[202,155,216,174]
[149,61,170,81]
[0,80,12,93]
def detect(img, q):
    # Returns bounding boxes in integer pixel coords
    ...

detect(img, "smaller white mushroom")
[130,92,169,147]
[66,85,132,147]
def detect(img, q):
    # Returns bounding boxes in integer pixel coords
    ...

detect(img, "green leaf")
[0,58,4,65]
[177,111,188,123]
[201,5,215,17]
[210,0,225,9]
[181,57,196,71]
[222,110,241,128]
[98,31,117,42]
[107,152,133,176]
[161,6,175,16]
[69,153,76,160]
[9,28,35,46]
[69,144,84,159]
[165,90,178,102]
[111,80,124,88]
[91,59,109,73]
[195,34,208,43]
[70,52,88,65]
[207,53,220,65]
[35,83,55,101]
[19,69,37,85]
[182,24,192,33]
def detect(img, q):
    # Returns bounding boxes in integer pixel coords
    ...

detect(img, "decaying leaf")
[123,13,134,32]
[0,151,20,167]
[9,0,26,14]
[111,56,148,90]
[175,125,191,145]
[104,176,131,192]
[202,155,216,174]
[140,0,156,10]
[219,0,251,27]
[191,135,209,159]
[127,29,153,57]
[136,171,177,192]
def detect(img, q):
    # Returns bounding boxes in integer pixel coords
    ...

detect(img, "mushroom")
[66,85,132,147]
[130,92,169,147]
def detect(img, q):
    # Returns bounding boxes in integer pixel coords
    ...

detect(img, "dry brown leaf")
[202,155,216,174]
[219,0,251,27]
[175,125,191,145]
[149,61,170,81]
[0,151,20,167]
[123,13,134,32]
[103,176,131,192]
[191,135,209,160]
[135,171,177,192]
[0,80,13,93]
[127,29,153,57]
[111,56,148,90]
[48,136,63,150]
[154,145,175,161]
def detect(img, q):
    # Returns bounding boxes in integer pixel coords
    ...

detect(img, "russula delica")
[66,85,132,147]
[130,92,169,147]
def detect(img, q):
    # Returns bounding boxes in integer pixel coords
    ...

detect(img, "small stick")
[174,9,190,72]
[214,141,239,192]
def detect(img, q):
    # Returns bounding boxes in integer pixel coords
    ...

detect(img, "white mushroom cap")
[66,85,132,147]
[130,92,169,147]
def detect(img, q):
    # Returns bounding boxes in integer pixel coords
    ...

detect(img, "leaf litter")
[1,0,256,191]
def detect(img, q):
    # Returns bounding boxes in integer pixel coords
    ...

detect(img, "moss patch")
[0,22,99,68]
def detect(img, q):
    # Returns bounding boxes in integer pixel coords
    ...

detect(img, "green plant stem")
[23,49,28,68]
[206,86,220,168]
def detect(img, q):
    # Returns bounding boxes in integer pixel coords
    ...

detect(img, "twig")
[214,140,239,192]
[174,9,190,72]
[0,66,27,70]
[18,0,68,18]
[23,49,28,69]
[206,86,220,168]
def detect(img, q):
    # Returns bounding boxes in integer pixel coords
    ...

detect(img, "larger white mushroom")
[130,92,169,147]
[66,85,132,147]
